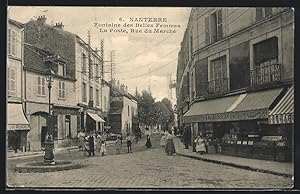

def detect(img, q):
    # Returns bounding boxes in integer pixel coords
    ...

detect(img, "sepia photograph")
[6,6,294,189]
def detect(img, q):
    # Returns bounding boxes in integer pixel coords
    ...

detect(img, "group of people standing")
[78,131,107,157]
[160,128,176,156]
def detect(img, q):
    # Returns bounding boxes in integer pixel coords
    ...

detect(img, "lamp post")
[44,68,55,164]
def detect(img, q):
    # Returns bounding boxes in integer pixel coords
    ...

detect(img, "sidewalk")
[7,140,123,159]
[174,138,293,178]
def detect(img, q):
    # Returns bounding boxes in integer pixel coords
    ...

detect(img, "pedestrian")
[165,130,176,156]
[160,130,167,147]
[126,133,133,153]
[145,128,152,148]
[194,134,206,155]
[100,140,107,156]
[88,132,95,156]
[96,133,102,154]
[115,135,122,154]
[77,131,85,151]
[183,126,191,149]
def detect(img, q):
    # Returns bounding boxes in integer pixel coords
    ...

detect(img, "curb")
[176,152,293,178]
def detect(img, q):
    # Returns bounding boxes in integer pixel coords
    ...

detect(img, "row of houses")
[7,16,138,152]
[176,8,294,162]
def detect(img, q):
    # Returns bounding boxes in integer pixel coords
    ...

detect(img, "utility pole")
[110,50,115,82]
[168,73,176,100]
[148,64,151,94]
[87,31,92,80]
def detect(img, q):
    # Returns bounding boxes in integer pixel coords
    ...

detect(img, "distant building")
[109,79,138,137]
[7,19,30,152]
[177,8,294,161]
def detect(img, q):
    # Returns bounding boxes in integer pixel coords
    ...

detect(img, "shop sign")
[7,124,30,130]
[269,113,294,124]
[261,136,282,141]
[183,109,268,123]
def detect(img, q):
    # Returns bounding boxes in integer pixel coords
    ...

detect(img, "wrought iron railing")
[250,63,281,87]
[208,77,229,94]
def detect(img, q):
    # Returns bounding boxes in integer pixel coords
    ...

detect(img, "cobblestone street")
[7,136,293,189]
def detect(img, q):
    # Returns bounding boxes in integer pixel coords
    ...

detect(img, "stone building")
[176,8,294,161]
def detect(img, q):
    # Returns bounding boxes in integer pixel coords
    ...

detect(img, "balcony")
[208,78,229,94]
[250,63,281,87]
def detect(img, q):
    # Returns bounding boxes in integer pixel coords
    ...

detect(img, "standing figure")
[194,135,206,155]
[160,130,167,147]
[88,132,95,156]
[96,133,102,154]
[126,133,133,153]
[115,135,122,154]
[77,131,85,151]
[100,140,107,156]
[165,130,176,155]
[145,128,152,148]
[183,126,191,149]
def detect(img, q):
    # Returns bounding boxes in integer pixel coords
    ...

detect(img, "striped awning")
[269,86,294,124]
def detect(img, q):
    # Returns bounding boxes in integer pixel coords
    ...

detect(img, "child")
[115,136,122,154]
[100,140,107,156]
[126,133,133,153]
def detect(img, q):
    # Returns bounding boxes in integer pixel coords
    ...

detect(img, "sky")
[8,6,191,104]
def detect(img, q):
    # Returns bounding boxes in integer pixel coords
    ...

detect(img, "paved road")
[7,135,293,189]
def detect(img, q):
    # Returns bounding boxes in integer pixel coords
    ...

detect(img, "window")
[82,82,87,102]
[57,63,66,76]
[8,68,16,96]
[96,89,99,106]
[251,37,280,86]
[37,76,46,96]
[89,86,93,102]
[209,56,228,94]
[58,81,65,99]
[8,29,17,56]
[128,105,130,116]
[205,9,223,45]
[82,53,86,73]
[96,62,99,80]
[256,8,273,21]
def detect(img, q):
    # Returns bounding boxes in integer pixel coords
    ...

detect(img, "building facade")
[109,80,138,137]
[177,8,294,161]
[7,19,30,152]
[22,16,108,151]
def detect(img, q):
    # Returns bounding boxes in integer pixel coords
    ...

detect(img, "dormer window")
[57,63,66,77]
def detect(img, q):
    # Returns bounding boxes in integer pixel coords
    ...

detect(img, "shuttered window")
[37,76,46,96]
[217,9,223,41]
[59,81,65,99]
[8,68,16,96]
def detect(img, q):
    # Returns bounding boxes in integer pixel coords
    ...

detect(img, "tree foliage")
[135,90,175,129]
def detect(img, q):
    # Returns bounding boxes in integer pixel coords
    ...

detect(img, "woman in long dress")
[195,135,206,155]
[165,130,176,155]
[145,128,152,148]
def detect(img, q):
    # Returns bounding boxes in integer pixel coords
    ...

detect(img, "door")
[41,126,47,147]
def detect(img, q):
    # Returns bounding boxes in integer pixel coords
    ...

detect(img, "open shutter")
[37,77,41,95]
[205,16,210,45]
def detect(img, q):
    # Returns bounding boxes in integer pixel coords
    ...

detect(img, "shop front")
[7,103,30,153]
[86,112,105,133]
[183,87,293,162]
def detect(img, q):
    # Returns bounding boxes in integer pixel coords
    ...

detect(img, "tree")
[135,90,156,127]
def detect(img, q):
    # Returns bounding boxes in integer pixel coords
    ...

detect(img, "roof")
[9,19,24,28]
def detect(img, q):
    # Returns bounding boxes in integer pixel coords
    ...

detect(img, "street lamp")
[44,68,55,164]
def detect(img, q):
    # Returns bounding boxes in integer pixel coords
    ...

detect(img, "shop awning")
[7,103,30,131]
[269,86,294,124]
[87,112,105,123]
[229,87,284,120]
[183,87,284,123]
[183,94,241,123]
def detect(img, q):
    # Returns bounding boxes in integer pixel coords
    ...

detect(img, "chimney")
[37,15,47,24]
[125,86,128,93]
[54,22,64,30]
